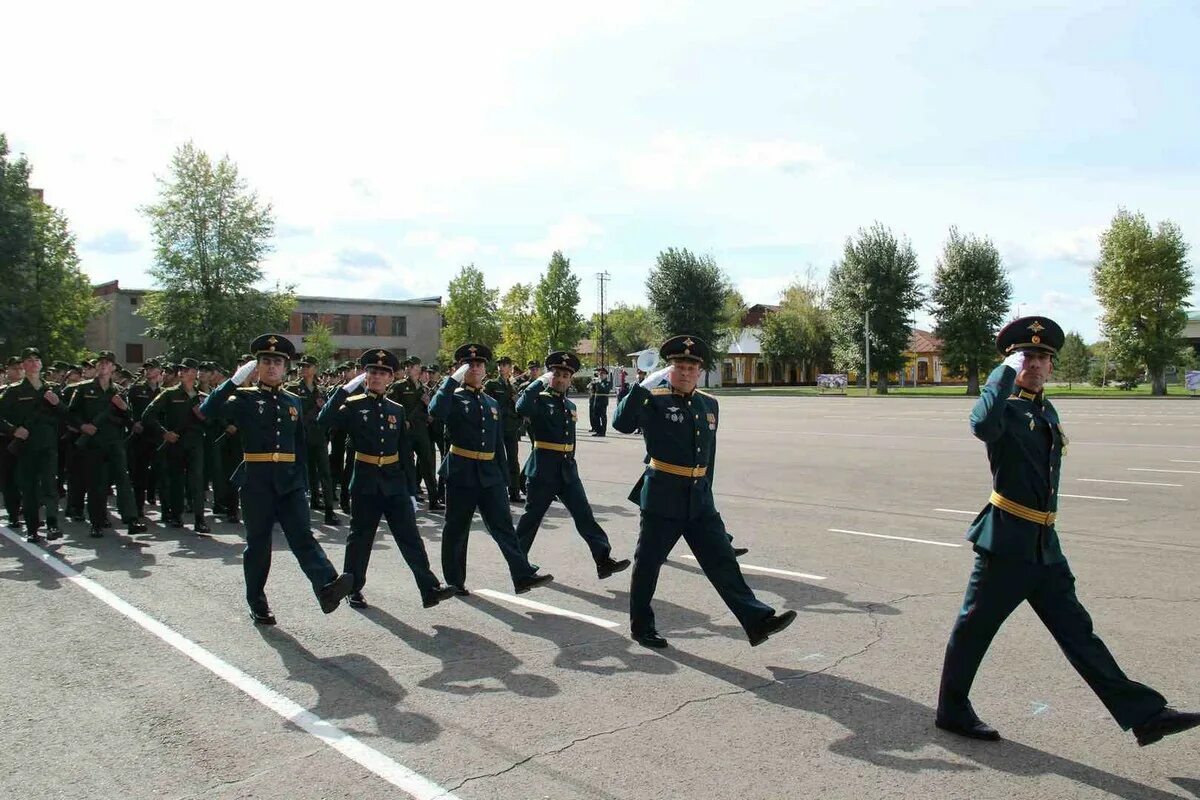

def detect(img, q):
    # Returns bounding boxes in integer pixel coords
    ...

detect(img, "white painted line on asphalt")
[933,508,977,515]
[680,554,827,581]
[1077,478,1182,487]
[0,525,461,800]
[1128,468,1200,474]
[1169,459,1200,464]
[827,528,962,548]
[472,589,621,629]
[1057,493,1127,502]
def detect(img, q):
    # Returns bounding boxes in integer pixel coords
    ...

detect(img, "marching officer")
[588,367,611,436]
[288,355,337,525]
[483,355,524,504]
[142,357,209,533]
[67,350,144,538]
[936,316,1200,747]
[0,348,66,542]
[613,335,795,649]
[318,348,455,609]
[429,343,553,595]
[200,334,353,624]
[126,359,163,520]
[1,355,24,528]
[514,351,630,578]
[387,356,442,510]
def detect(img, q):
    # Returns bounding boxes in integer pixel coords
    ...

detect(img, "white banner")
[1186,371,1200,391]
[817,374,848,389]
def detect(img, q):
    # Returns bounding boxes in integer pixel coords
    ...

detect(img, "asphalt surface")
[2,395,1198,799]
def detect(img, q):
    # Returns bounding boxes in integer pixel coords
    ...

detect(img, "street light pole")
[865,307,871,397]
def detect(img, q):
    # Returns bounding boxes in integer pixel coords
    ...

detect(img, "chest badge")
[288,406,298,419]
[256,400,266,414]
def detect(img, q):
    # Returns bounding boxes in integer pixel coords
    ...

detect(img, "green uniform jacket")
[126,380,162,424]
[285,379,327,434]
[588,378,612,402]
[515,382,579,483]
[67,378,131,447]
[0,379,66,449]
[142,385,208,445]
[387,376,431,429]
[613,384,719,521]
[483,375,523,437]
[965,364,1067,564]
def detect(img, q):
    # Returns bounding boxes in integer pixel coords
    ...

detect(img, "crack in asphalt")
[175,747,324,799]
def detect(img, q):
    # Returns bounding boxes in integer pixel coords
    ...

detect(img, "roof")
[576,338,596,355]
[741,304,779,328]
[908,329,943,354]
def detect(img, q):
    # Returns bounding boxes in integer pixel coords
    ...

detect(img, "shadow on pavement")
[546,582,747,641]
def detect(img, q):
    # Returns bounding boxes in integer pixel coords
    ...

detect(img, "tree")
[440,264,500,364]
[533,250,586,353]
[1092,208,1193,395]
[758,279,833,382]
[1056,331,1090,389]
[645,247,734,371]
[929,227,1012,395]
[590,303,657,364]
[827,223,925,393]
[498,282,541,366]
[302,321,336,369]
[0,134,101,361]
[140,142,293,366]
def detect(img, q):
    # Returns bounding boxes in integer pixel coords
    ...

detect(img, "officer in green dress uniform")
[126,359,163,520]
[429,343,553,595]
[67,350,144,538]
[587,367,611,436]
[0,348,66,542]
[200,334,353,625]
[387,356,442,511]
[613,335,795,650]
[1,355,24,528]
[142,357,210,533]
[483,355,525,504]
[514,351,630,578]
[936,316,1200,747]
[319,348,455,610]
[288,355,337,525]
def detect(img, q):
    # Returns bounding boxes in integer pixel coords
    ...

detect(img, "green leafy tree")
[498,282,541,366]
[0,134,102,361]
[590,303,657,364]
[1092,208,1193,395]
[929,227,1012,395]
[828,223,925,394]
[140,142,293,366]
[758,279,833,382]
[440,264,500,364]
[302,321,336,369]
[533,250,586,353]
[645,247,734,372]
[1056,331,1090,389]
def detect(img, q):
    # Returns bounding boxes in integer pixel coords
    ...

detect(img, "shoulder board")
[650,387,672,395]
[236,386,260,393]
[198,391,209,398]
[67,380,89,389]
[696,390,716,399]
[539,391,555,397]
[454,387,469,394]
[281,388,300,399]
[344,394,369,403]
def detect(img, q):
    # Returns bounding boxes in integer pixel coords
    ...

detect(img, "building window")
[391,316,407,337]
[722,361,734,383]
[302,312,319,332]
[331,314,350,335]
[129,295,139,307]
[361,315,376,336]
[126,343,144,364]
[755,361,767,382]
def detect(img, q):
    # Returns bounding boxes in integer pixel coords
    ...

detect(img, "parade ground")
[2,395,1198,800]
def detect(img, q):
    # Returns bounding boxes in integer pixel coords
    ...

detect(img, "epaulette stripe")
[649,387,672,395]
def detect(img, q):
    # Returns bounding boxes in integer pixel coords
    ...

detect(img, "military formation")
[2,317,1198,749]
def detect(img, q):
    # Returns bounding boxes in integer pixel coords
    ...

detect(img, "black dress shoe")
[168,518,184,529]
[318,573,354,613]
[193,522,212,534]
[449,584,471,597]
[733,546,749,557]
[633,630,669,649]
[748,609,798,647]
[935,716,1001,741]
[509,493,525,505]
[348,592,369,609]
[89,526,104,538]
[249,600,276,626]
[427,499,444,511]
[45,524,62,541]
[101,519,113,529]
[25,533,45,544]
[128,520,147,534]
[227,512,240,524]
[324,510,338,526]
[514,572,553,594]
[1133,707,1200,747]
[422,585,457,607]
[597,557,631,579]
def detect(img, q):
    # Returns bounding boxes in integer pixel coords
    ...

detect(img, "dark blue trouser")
[240,486,338,604]
[589,399,608,434]
[441,482,537,589]
[347,491,439,596]
[630,510,773,637]
[516,473,611,562]
[938,552,1166,730]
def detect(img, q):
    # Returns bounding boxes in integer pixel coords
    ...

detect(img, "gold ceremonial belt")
[356,452,399,466]
[449,445,495,461]
[989,490,1056,526]
[534,441,575,453]
[649,458,707,478]
[243,452,296,463]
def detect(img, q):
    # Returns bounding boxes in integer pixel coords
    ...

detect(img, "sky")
[5,1,1199,342]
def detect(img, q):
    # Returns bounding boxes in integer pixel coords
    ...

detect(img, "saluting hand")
[232,359,257,386]
[451,362,470,382]
[641,366,672,390]
[343,372,367,393]
[1002,350,1026,374]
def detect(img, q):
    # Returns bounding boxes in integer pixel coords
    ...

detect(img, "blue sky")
[5,1,1198,341]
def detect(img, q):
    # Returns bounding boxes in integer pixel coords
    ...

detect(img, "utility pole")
[596,271,610,371]
[865,306,871,397]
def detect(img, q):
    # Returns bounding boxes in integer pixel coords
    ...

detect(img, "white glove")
[532,372,550,389]
[451,362,470,382]
[641,366,672,390]
[1002,350,1026,373]
[411,496,419,513]
[232,359,256,385]
[343,372,367,393]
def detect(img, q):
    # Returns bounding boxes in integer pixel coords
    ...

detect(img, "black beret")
[659,334,709,364]
[544,351,581,374]
[454,343,493,363]
[358,348,400,373]
[250,334,295,359]
[996,316,1065,356]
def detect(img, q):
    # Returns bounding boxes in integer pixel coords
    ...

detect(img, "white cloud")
[402,230,487,262]
[621,131,838,192]
[512,216,603,258]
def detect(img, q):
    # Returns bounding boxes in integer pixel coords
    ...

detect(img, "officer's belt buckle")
[534,441,575,454]
[449,445,495,461]
[989,490,1056,526]
[244,452,296,463]
[649,458,707,479]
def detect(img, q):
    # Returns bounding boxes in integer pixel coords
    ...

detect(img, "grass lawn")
[704,383,1200,399]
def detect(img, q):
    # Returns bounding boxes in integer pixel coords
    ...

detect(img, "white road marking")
[1031,702,1050,716]
[1169,459,1200,464]
[1057,493,1127,502]
[826,528,962,548]
[933,508,977,515]
[1128,468,1200,475]
[680,554,826,581]
[0,525,461,800]
[1077,478,1181,487]
[472,589,621,629]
